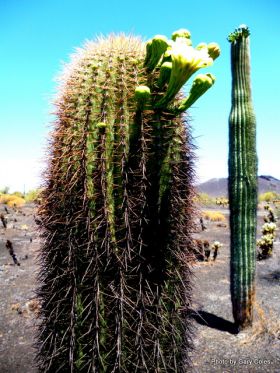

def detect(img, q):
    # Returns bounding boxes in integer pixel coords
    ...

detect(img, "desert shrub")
[25,189,42,202]
[240,302,280,344]
[211,241,223,261]
[0,194,26,207]
[259,191,279,203]
[0,195,11,204]
[263,205,276,222]
[261,222,277,236]
[193,239,210,261]
[257,222,277,260]
[215,197,229,207]
[7,196,26,207]
[202,210,226,222]
[195,193,216,206]
[12,191,25,198]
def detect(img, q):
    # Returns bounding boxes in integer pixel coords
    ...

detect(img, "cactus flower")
[228,24,250,42]
[156,42,213,108]
[212,241,223,249]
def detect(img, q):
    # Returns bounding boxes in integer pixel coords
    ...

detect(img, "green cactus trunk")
[228,26,258,329]
[36,31,219,372]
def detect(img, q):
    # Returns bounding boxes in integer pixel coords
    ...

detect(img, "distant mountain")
[197,175,280,197]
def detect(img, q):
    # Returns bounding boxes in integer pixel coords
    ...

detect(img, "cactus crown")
[227,24,250,42]
[139,28,220,112]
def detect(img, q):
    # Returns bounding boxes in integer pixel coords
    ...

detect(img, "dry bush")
[202,210,226,222]
[239,302,280,345]
[0,194,26,207]
[259,191,279,203]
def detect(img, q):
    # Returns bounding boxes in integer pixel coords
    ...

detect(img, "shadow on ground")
[260,270,280,283]
[190,309,239,335]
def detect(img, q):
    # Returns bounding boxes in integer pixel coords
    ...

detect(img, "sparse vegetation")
[202,210,226,222]
[0,188,41,205]
[263,205,277,223]
[193,239,210,261]
[211,241,223,261]
[193,239,224,263]
[0,213,7,228]
[215,197,229,207]
[257,219,277,260]
[239,302,280,344]
[12,191,25,198]
[24,189,41,202]
[259,191,279,203]
[195,192,216,206]
[0,194,26,207]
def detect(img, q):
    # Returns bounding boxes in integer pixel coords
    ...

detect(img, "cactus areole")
[228,25,258,329]
[37,30,220,372]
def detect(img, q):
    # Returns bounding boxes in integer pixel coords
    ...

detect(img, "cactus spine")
[228,25,258,329]
[37,31,219,372]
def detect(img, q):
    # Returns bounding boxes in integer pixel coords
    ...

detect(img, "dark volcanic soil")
[0,203,38,373]
[191,208,280,373]
[0,203,279,373]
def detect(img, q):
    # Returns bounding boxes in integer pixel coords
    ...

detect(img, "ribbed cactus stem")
[36,31,220,372]
[228,25,258,329]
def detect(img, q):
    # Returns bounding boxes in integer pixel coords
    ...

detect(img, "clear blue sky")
[1,0,279,192]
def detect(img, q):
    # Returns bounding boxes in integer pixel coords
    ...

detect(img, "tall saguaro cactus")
[228,25,258,329]
[37,30,220,372]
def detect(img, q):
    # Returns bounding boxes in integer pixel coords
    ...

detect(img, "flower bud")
[171,28,191,41]
[207,42,221,60]
[157,61,172,88]
[176,73,215,112]
[134,85,151,109]
[144,35,170,71]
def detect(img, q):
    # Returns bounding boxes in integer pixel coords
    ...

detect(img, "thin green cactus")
[37,30,219,372]
[228,25,258,329]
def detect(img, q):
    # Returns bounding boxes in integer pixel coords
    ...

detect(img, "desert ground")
[0,202,279,373]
